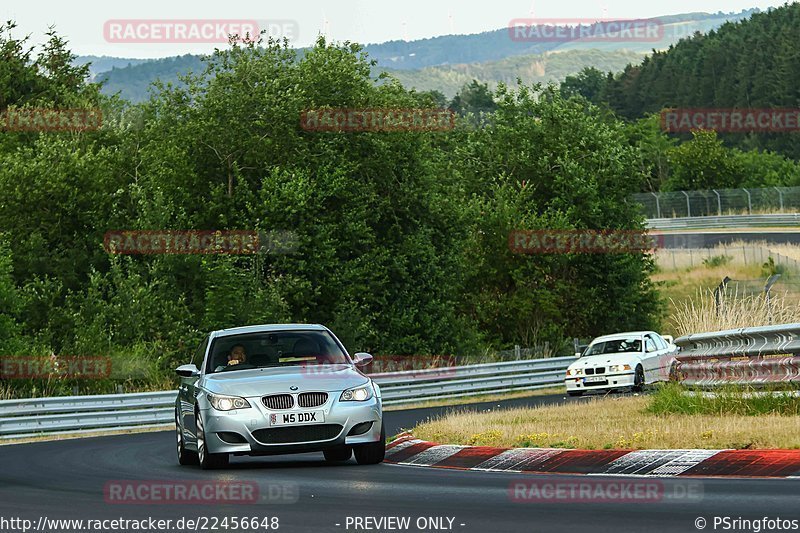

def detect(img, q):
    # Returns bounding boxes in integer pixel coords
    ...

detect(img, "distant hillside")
[95,49,642,102]
[85,9,759,103]
[365,9,758,70]
[97,55,204,101]
[386,49,645,98]
[75,56,151,79]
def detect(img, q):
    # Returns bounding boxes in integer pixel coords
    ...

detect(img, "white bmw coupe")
[565,331,678,396]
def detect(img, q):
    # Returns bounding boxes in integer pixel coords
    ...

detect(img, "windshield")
[584,338,643,356]
[205,330,350,374]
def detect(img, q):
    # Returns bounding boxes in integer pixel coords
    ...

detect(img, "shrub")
[702,255,732,268]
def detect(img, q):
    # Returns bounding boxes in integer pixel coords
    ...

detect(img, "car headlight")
[207,393,251,411]
[340,385,373,401]
[609,364,632,372]
[566,368,583,376]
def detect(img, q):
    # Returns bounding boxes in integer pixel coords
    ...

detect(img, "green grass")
[647,382,800,417]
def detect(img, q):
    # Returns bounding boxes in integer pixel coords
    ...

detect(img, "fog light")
[347,422,373,436]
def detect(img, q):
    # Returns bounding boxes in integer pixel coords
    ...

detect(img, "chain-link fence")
[632,186,800,219]
[655,245,800,272]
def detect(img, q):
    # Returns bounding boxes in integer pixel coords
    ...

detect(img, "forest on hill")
[563,3,800,161]
[89,10,756,103]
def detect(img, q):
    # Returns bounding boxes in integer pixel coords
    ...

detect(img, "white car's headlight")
[340,385,373,401]
[566,368,583,376]
[609,364,632,372]
[207,393,251,411]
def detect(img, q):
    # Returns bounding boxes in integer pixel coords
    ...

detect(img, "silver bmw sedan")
[175,324,384,469]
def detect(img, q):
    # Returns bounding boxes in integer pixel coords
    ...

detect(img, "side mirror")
[663,335,674,345]
[353,352,373,368]
[176,364,200,378]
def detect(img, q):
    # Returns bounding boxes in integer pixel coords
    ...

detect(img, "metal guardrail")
[674,323,800,386]
[647,213,800,231]
[8,323,799,439]
[0,357,575,439]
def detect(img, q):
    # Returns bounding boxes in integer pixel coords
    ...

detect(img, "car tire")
[567,391,583,397]
[353,421,385,465]
[176,409,199,466]
[196,409,229,470]
[323,446,353,462]
[632,365,645,392]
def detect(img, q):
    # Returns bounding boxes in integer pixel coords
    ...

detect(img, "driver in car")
[227,344,247,366]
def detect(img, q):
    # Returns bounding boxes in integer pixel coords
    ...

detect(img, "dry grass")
[768,244,800,263]
[652,263,763,283]
[669,289,800,337]
[652,240,800,335]
[652,247,764,335]
[652,239,800,274]
[412,395,800,449]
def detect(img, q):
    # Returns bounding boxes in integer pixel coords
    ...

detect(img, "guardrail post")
[714,276,731,317]
[651,192,661,218]
[713,189,722,215]
[743,188,752,214]
[774,187,784,211]
[682,191,691,217]
[765,274,781,325]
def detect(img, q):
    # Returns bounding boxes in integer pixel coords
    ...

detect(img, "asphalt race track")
[656,230,800,248]
[1,394,798,533]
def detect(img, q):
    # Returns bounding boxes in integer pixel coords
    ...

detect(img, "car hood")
[199,364,370,397]
[571,353,641,369]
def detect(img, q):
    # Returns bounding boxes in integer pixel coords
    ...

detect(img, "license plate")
[584,376,605,383]
[270,411,324,426]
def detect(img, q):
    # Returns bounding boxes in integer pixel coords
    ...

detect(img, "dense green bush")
[0,30,661,396]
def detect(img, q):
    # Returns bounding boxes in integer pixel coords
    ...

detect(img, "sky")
[1,0,791,58]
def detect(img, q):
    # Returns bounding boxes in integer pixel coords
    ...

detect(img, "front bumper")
[200,393,382,456]
[565,371,635,392]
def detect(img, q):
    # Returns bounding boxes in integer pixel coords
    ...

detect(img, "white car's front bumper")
[565,371,636,392]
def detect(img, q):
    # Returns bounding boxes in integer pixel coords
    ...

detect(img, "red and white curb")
[385,434,800,478]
